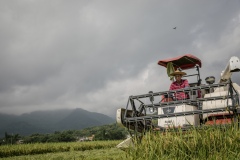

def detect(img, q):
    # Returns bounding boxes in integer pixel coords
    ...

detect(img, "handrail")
[125,107,228,122]
[129,82,229,100]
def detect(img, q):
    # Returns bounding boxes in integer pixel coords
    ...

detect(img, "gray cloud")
[0,0,240,116]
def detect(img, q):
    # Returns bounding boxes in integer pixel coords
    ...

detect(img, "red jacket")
[169,79,189,100]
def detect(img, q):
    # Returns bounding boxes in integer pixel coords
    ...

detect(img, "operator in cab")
[169,69,190,100]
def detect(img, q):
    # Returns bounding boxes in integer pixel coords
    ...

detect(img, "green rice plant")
[0,140,121,158]
[1,148,127,160]
[127,123,240,160]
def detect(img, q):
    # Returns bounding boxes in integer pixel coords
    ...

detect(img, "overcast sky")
[0,0,240,117]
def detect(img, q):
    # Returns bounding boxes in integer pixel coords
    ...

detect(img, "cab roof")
[158,54,202,70]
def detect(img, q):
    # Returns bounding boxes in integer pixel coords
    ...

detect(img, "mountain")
[0,108,115,138]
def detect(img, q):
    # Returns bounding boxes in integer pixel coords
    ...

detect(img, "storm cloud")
[0,0,240,117]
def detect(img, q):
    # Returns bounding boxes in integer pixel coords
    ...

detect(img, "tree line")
[0,123,128,145]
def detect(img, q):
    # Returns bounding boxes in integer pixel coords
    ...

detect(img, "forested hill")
[0,108,115,138]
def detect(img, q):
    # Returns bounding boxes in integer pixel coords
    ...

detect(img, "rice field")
[0,140,127,160]
[129,124,240,160]
[1,148,126,160]
[1,124,240,160]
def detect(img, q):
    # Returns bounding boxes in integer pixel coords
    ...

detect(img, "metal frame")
[122,81,240,134]
[183,64,201,86]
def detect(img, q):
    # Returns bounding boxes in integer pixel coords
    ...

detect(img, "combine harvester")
[116,54,240,145]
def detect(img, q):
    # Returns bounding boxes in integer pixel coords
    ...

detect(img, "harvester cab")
[116,54,240,136]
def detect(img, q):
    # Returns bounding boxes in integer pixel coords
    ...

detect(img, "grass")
[128,124,240,160]
[1,124,240,160]
[0,148,126,160]
[0,140,122,158]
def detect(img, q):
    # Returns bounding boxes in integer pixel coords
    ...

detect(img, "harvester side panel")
[158,104,199,128]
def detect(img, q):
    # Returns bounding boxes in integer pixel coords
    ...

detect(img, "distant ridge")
[0,108,115,138]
